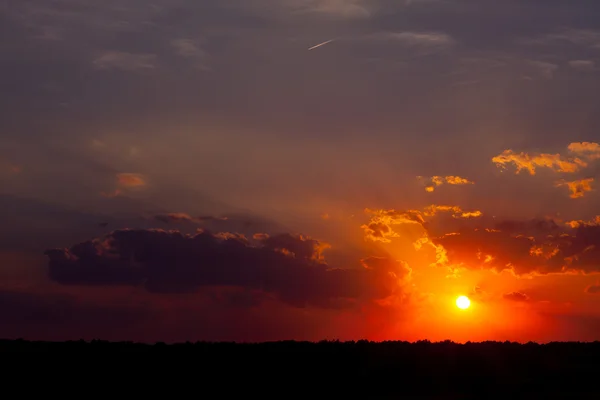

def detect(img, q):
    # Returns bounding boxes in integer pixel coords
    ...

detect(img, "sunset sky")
[2,0,600,343]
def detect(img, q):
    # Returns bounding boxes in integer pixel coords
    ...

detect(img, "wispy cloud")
[101,173,147,198]
[372,31,455,48]
[117,173,146,188]
[93,51,157,71]
[569,60,596,72]
[524,29,600,49]
[154,213,228,224]
[294,0,372,19]
[527,60,559,79]
[171,39,211,70]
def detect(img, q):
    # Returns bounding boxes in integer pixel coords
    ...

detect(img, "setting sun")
[456,296,471,310]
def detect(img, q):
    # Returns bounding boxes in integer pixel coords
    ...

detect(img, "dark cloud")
[584,283,600,294]
[44,229,411,308]
[468,286,493,303]
[151,212,289,241]
[432,218,600,276]
[503,292,530,302]
[154,213,228,224]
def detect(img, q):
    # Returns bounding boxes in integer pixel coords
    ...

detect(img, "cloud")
[527,61,559,79]
[421,205,482,219]
[101,173,147,198]
[418,175,474,192]
[503,292,530,302]
[291,0,372,19]
[117,173,146,188]
[362,205,482,243]
[361,209,425,243]
[492,149,587,175]
[171,39,210,70]
[44,229,411,308]
[527,29,600,49]
[385,32,455,47]
[492,143,599,197]
[429,217,600,276]
[585,283,600,294]
[569,60,596,72]
[155,213,194,223]
[92,51,157,71]
[565,216,600,229]
[568,142,600,161]
[154,213,229,224]
[468,286,492,303]
[555,178,594,199]
[361,256,412,279]
[236,0,376,20]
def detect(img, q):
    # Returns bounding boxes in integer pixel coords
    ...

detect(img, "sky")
[1,0,600,343]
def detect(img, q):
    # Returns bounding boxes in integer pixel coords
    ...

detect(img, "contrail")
[308,38,336,51]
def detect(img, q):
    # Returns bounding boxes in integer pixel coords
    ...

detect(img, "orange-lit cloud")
[116,173,146,188]
[422,205,482,219]
[419,175,474,192]
[565,216,600,229]
[427,217,600,276]
[492,149,587,175]
[361,208,425,243]
[567,142,600,160]
[101,173,147,197]
[362,205,482,243]
[555,178,594,198]
[363,205,600,277]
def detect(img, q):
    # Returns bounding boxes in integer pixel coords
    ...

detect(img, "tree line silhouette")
[2,339,598,398]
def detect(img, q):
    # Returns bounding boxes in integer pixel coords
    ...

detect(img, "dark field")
[1,339,599,398]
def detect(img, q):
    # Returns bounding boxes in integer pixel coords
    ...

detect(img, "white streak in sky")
[308,39,336,50]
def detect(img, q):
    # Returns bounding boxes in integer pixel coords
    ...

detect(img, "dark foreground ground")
[2,339,599,398]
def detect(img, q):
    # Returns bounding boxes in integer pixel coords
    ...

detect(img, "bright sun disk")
[456,295,471,310]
